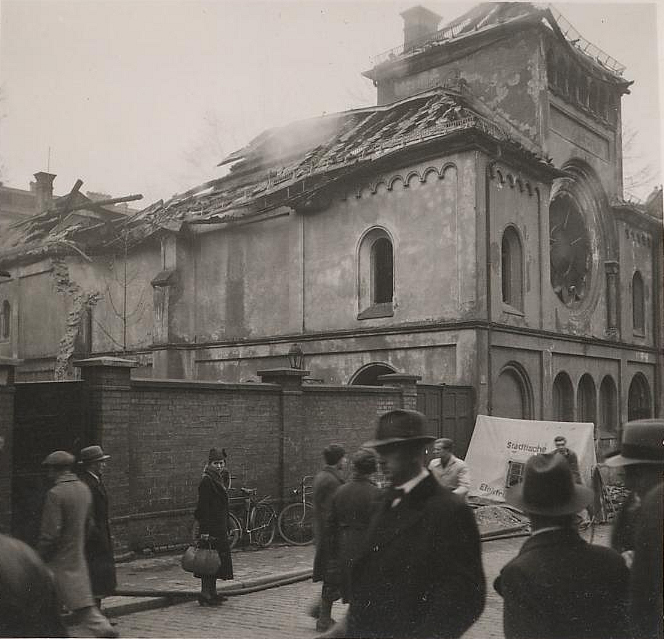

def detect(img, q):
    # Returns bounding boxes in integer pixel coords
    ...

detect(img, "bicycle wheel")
[250,503,277,547]
[277,502,313,545]
[227,512,242,550]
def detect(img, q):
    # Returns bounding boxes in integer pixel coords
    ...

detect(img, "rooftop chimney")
[33,171,56,213]
[401,5,442,51]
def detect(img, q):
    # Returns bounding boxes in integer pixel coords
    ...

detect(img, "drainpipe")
[484,153,496,415]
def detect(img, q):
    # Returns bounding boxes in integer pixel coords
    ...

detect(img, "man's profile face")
[378,445,420,486]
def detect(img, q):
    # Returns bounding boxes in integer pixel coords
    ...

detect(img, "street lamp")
[287,343,304,369]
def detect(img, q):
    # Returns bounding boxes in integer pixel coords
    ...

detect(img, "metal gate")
[12,381,90,546]
[416,385,476,458]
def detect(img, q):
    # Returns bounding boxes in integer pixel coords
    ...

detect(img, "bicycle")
[277,475,314,545]
[227,487,277,549]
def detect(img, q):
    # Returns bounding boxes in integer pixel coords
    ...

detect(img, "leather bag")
[181,538,221,576]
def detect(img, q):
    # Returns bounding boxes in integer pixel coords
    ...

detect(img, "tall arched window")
[632,271,645,334]
[0,300,9,340]
[371,238,394,304]
[358,227,395,319]
[501,226,523,310]
[577,374,596,425]
[628,373,651,421]
[553,372,574,421]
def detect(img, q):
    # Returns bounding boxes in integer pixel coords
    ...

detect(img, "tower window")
[501,226,523,311]
[632,271,645,334]
[1,300,10,340]
[371,238,394,304]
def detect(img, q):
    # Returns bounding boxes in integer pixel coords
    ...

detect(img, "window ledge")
[358,302,394,320]
[502,303,524,317]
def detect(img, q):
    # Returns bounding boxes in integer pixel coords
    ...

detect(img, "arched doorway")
[350,363,396,386]
[493,364,532,419]
[628,373,652,421]
[553,372,574,421]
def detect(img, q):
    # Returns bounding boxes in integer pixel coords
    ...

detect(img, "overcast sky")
[0,1,661,205]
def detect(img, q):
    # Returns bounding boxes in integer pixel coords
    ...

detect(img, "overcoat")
[494,528,630,639]
[80,470,117,596]
[346,473,485,639]
[38,471,95,611]
[194,474,233,580]
[630,481,663,639]
[327,476,381,601]
[312,465,344,583]
[0,533,67,637]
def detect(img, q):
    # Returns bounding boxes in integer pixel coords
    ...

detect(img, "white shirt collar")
[530,525,565,537]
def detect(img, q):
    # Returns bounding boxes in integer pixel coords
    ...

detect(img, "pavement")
[108,523,613,638]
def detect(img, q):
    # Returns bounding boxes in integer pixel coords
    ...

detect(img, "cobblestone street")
[114,526,611,638]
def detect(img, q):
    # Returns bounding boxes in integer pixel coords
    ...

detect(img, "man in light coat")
[39,450,118,638]
[427,437,470,500]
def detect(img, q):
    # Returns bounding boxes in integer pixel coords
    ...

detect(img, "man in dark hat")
[39,450,118,637]
[311,443,346,632]
[605,418,664,639]
[322,409,485,639]
[78,445,117,610]
[494,453,629,639]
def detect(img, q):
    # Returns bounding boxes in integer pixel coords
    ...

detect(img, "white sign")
[466,415,597,502]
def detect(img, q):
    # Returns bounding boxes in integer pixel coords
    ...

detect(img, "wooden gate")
[12,381,90,546]
[416,385,476,458]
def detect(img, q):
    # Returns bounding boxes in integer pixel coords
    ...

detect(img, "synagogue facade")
[0,3,661,450]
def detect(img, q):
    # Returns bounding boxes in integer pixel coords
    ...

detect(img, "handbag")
[181,536,221,576]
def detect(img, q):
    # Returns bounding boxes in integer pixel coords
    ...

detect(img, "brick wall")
[9,359,407,552]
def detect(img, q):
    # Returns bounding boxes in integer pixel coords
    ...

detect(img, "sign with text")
[466,415,597,502]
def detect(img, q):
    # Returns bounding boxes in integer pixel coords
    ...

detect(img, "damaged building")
[0,3,662,450]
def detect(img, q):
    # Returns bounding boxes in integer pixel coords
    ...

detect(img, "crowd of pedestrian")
[309,410,663,639]
[0,411,661,639]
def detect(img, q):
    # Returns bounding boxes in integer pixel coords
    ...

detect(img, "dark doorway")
[416,385,475,458]
[12,381,90,547]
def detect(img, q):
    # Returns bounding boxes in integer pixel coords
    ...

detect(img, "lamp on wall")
[287,343,304,370]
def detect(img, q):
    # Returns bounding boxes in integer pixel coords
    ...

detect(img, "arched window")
[598,86,608,120]
[632,271,645,334]
[577,374,596,425]
[628,373,651,421]
[589,81,599,114]
[358,227,395,319]
[599,376,617,434]
[578,78,588,108]
[501,226,524,310]
[568,65,578,102]
[0,300,9,340]
[493,364,533,419]
[553,372,574,421]
[372,238,393,304]
[349,363,396,385]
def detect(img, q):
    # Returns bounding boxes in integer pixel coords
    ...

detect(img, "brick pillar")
[378,373,422,410]
[75,356,137,551]
[0,358,19,532]
[257,368,309,503]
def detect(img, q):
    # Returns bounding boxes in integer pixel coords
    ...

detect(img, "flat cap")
[42,450,75,467]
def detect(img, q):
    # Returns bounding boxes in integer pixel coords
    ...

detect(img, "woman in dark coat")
[194,447,234,606]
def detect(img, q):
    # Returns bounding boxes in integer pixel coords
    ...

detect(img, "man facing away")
[311,444,346,632]
[321,409,485,639]
[494,453,630,639]
[39,450,118,638]
[427,437,470,500]
[78,445,117,610]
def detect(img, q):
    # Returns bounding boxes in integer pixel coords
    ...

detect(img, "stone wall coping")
[131,378,281,392]
[303,384,401,395]
[256,368,311,378]
[75,357,138,369]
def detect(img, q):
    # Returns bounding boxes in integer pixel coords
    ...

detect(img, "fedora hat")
[78,445,110,464]
[604,419,664,467]
[506,453,592,516]
[364,409,436,449]
[42,450,75,467]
